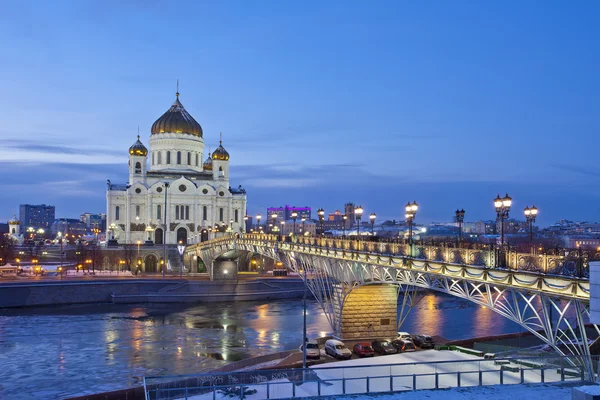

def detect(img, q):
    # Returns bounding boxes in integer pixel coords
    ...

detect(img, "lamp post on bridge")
[370,213,376,235]
[280,220,285,241]
[291,211,298,238]
[301,217,306,237]
[405,201,418,256]
[455,209,465,245]
[271,213,278,234]
[243,213,248,234]
[524,205,538,251]
[256,214,261,231]
[317,208,325,236]
[494,193,512,267]
[354,205,364,238]
[342,214,347,238]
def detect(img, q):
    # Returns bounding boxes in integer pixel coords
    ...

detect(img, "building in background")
[266,205,311,221]
[280,219,316,236]
[80,212,107,232]
[51,218,88,237]
[19,204,55,231]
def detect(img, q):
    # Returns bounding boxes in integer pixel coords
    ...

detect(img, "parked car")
[353,342,375,357]
[372,340,398,355]
[411,335,435,349]
[325,339,352,359]
[300,341,321,359]
[392,339,416,352]
[397,332,412,341]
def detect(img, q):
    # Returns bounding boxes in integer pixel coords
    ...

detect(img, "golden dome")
[129,135,148,156]
[9,214,20,225]
[151,92,203,137]
[212,138,229,161]
[203,153,213,170]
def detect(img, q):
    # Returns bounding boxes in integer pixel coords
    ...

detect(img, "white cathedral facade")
[106,91,247,245]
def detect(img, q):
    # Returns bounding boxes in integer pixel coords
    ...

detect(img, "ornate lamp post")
[405,201,418,254]
[57,232,63,272]
[342,214,347,238]
[280,220,285,241]
[162,182,169,279]
[243,213,248,233]
[256,214,261,231]
[271,213,278,234]
[301,217,306,236]
[494,193,512,267]
[524,205,538,249]
[317,208,325,236]
[455,209,465,244]
[369,213,376,235]
[229,219,234,233]
[354,205,364,237]
[291,211,298,237]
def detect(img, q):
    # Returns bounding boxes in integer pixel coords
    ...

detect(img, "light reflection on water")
[0,293,532,399]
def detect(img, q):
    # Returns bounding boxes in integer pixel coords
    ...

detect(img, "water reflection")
[0,293,534,399]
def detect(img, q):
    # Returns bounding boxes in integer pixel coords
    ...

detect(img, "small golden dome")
[129,135,148,156]
[151,92,203,137]
[212,136,229,161]
[203,153,213,170]
[9,214,20,225]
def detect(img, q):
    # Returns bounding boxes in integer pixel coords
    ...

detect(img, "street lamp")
[317,208,325,236]
[243,213,248,233]
[256,214,261,231]
[137,240,141,272]
[291,211,298,237]
[271,213,278,234]
[162,182,169,279]
[342,214,347,238]
[370,213,376,235]
[229,219,234,233]
[455,209,465,244]
[405,201,418,253]
[301,217,306,236]
[354,205,364,237]
[178,240,186,278]
[524,205,538,250]
[494,193,512,267]
[280,220,285,240]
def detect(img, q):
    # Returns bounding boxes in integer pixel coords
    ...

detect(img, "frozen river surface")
[0,292,524,399]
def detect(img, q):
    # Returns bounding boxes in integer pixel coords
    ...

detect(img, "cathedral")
[106,90,247,246]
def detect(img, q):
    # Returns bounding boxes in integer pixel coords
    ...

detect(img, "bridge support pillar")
[339,285,397,340]
[213,259,238,280]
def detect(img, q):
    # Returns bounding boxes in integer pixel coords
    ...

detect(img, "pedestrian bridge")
[187,234,598,380]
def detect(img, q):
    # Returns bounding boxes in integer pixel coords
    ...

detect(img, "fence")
[144,354,594,400]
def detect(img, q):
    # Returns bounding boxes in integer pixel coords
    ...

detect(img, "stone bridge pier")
[338,284,398,340]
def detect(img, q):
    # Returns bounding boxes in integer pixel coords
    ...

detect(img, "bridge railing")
[193,234,593,278]
[144,354,593,399]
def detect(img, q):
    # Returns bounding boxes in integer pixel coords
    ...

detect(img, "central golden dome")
[151,92,203,137]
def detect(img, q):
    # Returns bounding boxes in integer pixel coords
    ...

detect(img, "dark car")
[353,342,375,357]
[372,340,397,355]
[392,339,416,352]
[412,335,435,349]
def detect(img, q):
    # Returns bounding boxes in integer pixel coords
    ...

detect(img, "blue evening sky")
[0,1,598,226]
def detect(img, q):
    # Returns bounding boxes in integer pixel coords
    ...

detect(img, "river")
[0,292,524,399]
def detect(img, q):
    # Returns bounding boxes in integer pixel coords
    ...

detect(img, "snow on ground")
[320,382,582,400]
[232,359,287,372]
[175,350,582,400]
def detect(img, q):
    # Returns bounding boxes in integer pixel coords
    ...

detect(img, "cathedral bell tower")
[212,133,230,183]
[128,135,148,184]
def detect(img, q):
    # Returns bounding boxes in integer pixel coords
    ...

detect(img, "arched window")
[175,205,180,220]
[157,205,161,220]
[135,162,142,174]
[152,152,155,165]
[158,152,162,164]
[187,152,191,165]
[195,153,199,166]
[203,206,207,221]
[219,208,224,222]
[185,206,190,220]
[115,206,120,220]
[135,205,140,218]
[177,151,181,164]
[166,151,171,164]
[235,209,239,223]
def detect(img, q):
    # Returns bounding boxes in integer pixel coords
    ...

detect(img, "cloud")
[549,163,600,178]
[4,140,124,158]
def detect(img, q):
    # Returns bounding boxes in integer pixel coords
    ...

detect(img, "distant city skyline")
[0,1,598,226]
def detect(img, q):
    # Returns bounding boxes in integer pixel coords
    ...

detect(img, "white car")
[324,339,352,359]
[397,331,412,341]
[300,341,321,359]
